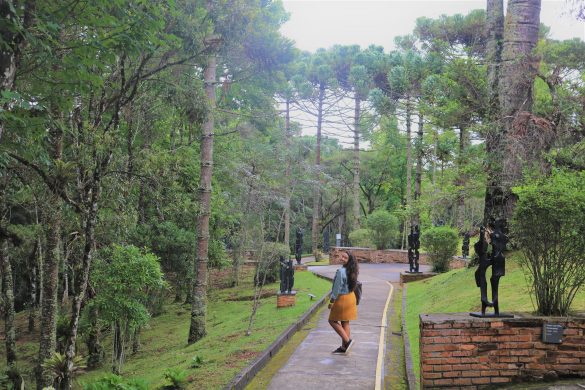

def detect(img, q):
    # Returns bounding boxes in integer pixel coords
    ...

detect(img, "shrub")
[512,170,585,316]
[422,226,458,273]
[366,209,399,249]
[348,229,375,248]
[254,242,290,286]
[82,374,149,390]
[163,368,188,389]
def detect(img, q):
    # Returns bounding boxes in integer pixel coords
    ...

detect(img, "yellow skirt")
[329,292,357,321]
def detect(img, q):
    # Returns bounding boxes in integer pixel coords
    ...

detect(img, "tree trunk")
[188,44,217,344]
[483,0,505,225]
[311,84,325,258]
[132,327,140,354]
[61,184,100,389]
[1,238,16,367]
[283,98,291,249]
[405,99,412,228]
[414,112,423,225]
[86,306,103,369]
[457,125,469,231]
[37,125,62,390]
[484,0,541,223]
[0,0,34,141]
[352,94,361,229]
[112,321,123,375]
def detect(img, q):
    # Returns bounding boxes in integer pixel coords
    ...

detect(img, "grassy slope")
[405,254,585,383]
[1,268,331,389]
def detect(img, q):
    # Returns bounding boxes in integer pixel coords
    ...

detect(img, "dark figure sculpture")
[462,233,470,259]
[295,227,303,265]
[474,226,492,315]
[489,219,508,315]
[407,225,421,273]
[279,256,295,294]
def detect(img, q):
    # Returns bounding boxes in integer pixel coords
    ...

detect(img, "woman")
[328,250,359,354]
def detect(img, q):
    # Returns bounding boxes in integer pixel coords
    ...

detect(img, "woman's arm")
[330,269,342,301]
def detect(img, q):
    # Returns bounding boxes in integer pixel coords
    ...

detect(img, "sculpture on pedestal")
[279,256,294,294]
[462,232,470,259]
[471,220,512,318]
[295,227,303,265]
[489,219,508,315]
[408,225,421,273]
[474,226,491,315]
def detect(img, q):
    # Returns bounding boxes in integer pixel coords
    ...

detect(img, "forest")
[1,0,584,389]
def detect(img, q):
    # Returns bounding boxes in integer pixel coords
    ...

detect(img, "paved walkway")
[268,263,430,390]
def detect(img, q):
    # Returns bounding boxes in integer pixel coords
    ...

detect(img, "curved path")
[267,263,430,390]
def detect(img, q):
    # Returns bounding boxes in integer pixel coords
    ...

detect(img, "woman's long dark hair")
[343,251,359,291]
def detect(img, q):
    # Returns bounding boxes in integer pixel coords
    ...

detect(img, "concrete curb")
[223,286,330,390]
[402,285,418,390]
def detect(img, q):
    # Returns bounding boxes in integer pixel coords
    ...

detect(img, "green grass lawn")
[405,253,585,384]
[1,267,331,389]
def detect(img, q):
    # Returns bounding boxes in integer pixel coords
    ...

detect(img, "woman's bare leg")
[328,320,349,345]
[341,321,351,343]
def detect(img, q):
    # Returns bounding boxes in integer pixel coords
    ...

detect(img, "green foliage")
[90,245,166,329]
[254,242,290,286]
[42,352,86,388]
[162,368,188,389]
[512,170,585,316]
[82,374,149,390]
[422,226,458,273]
[190,356,204,369]
[366,209,399,249]
[348,229,375,248]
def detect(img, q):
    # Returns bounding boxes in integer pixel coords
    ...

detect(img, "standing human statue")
[286,257,294,293]
[462,232,470,259]
[295,227,303,265]
[489,219,508,316]
[413,225,420,272]
[279,256,295,294]
[407,227,415,272]
[474,226,492,315]
[407,225,421,273]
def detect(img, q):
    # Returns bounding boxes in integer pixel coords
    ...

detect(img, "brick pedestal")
[294,264,308,271]
[276,292,296,308]
[420,313,585,389]
[400,272,436,284]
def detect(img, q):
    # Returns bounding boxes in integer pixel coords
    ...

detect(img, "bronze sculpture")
[462,232,470,259]
[279,256,295,294]
[407,225,421,273]
[474,226,491,315]
[295,227,303,265]
[471,220,512,318]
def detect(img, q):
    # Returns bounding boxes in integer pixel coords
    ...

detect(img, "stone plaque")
[542,323,563,344]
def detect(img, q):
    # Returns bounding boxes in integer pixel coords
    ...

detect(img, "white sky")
[281,0,585,53]
[279,1,585,145]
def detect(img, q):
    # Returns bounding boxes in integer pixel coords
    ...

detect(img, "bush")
[422,226,458,273]
[254,242,290,286]
[163,368,188,389]
[82,374,149,390]
[512,170,585,316]
[348,229,375,248]
[366,209,399,249]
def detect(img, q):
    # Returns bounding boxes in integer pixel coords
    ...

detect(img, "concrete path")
[267,263,430,390]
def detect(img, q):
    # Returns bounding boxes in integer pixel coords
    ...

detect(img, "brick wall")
[330,247,430,265]
[329,247,466,270]
[400,272,437,284]
[420,313,585,389]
